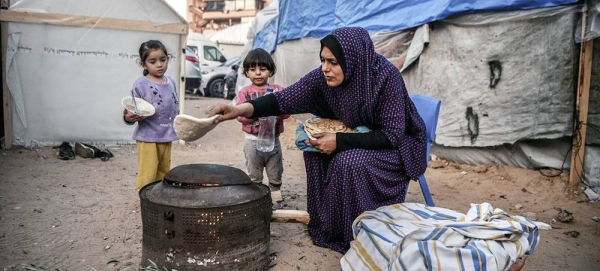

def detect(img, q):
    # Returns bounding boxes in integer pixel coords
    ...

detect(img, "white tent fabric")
[6,24,26,130]
[4,0,186,147]
[210,23,251,45]
[9,0,184,26]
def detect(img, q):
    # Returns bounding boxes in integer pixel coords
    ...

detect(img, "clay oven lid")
[140,164,269,208]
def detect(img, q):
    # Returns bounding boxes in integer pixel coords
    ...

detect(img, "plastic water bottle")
[256,87,276,152]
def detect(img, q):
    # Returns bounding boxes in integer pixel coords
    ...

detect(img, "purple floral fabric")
[274,27,426,253]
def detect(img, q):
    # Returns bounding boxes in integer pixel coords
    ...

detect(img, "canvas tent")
[0,0,188,148]
[242,0,600,198]
[209,22,250,58]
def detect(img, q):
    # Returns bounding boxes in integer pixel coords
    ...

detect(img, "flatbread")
[303,117,352,140]
[173,114,220,142]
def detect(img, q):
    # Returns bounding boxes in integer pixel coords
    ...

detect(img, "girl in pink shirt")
[236,48,289,206]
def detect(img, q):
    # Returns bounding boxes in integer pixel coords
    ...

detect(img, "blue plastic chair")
[408,94,441,206]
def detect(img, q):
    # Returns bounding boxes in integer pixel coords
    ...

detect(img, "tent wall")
[588,39,600,145]
[215,43,244,59]
[210,23,251,59]
[272,37,321,87]
[269,10,580,148]
[584,146,600,196]
[1,20,4,144]
[431,138,572,169]
[402,10,600,194]
[1,0,187,147]
[403,11,578,147]
[246,2,599,193]
[581,37,600,195]
[7,23,182,147]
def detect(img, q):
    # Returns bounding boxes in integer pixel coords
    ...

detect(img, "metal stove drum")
[139,164,272,270]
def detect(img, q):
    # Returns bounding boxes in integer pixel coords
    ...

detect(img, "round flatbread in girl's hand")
[303,117,353,140]
[173,114,220,142]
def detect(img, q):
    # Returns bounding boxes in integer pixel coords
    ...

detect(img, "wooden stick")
[508,256,527,271]
[271,210,310,225]
[570,1,593,187]
[176,34,188,146]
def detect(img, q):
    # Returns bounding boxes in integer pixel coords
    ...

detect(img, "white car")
[184,46,202,95]
[187,33,228,68]
[201,56,241,98]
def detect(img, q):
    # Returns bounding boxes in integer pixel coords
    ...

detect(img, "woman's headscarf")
[276,27,389,127]
[325,27,380,125]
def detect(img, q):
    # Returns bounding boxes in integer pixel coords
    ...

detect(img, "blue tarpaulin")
[255,0,579,51]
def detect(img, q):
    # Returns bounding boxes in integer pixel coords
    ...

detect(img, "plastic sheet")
[442,5,581,26]
[583,146,600,196]
[274,0,579,45]
[252,0,279,53]
[253,1,582,74]
[575,0,600,42]
[371,29,416,70]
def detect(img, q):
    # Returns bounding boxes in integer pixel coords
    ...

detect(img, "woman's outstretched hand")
[209,103,254,123]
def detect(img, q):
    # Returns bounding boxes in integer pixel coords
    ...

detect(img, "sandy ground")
[0,97,599,271]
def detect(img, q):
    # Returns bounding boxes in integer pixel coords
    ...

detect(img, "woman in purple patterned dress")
[210,27,427,254]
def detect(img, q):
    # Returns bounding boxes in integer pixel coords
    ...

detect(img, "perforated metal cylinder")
[139,164,272,270]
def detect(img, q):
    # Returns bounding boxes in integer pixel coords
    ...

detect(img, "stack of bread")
[303,117,352,140]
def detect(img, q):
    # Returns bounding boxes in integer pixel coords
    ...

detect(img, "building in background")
[187,0,272,35]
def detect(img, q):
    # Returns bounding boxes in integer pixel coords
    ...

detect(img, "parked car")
[223,59,241,99]
[187,33,228,68]
[184,46,202,96]
[201,56,241,98]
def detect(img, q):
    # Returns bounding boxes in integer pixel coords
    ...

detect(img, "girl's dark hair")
[138,40,169,76]
[243,48,276,77]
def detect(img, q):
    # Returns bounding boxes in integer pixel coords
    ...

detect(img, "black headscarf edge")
[320,35,347,78]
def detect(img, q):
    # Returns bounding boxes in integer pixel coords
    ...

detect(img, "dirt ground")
[1,97,599,270]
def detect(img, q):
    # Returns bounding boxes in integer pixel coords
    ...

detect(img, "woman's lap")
[303,148,410,253]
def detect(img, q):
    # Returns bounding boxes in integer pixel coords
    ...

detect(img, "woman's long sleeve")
[336,131,393,151]
[246,94,280,118]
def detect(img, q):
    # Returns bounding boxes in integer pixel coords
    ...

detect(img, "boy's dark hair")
[138,40,169,76]
[243,48,276,77]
